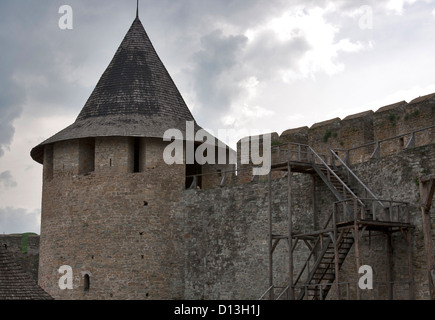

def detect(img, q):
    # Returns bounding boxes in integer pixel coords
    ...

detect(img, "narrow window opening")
[186,163,202,189]
[84,274,90,292]
[399,137,404,147]
[133,137,141,173]
[79,138,95,175]
[185,144,203,189]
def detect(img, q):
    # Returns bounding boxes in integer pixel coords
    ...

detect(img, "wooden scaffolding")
[261,142,415,300]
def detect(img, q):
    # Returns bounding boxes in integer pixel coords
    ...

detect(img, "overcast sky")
[1,0,435,234]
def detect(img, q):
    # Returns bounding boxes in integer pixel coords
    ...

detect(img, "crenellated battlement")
[232,92,434,185]
[276,92,434,159]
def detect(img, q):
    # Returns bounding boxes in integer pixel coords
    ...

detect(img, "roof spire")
[136,0,139,18]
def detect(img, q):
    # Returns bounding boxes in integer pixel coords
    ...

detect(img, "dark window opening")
[185,144,202,189]
[133,137,141,173]
[84,274,90,292]
[79,138,95,175]
[399,137,405,147]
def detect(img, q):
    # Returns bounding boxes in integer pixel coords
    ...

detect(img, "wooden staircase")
[297,228,354,300]
[260,143,389,300]
[295,149,363,300]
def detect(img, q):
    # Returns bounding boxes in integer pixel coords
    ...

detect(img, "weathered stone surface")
[35,98,434,300]
[179,143,435,300]
[39,137,186,299]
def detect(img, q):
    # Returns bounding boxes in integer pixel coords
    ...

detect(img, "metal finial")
[136,0,139,18]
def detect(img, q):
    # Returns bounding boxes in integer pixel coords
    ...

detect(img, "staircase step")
[316,270,336,275]
[312,277,335,282]
[312,276,335,281]
[340,242,354,245]
[313,270,335,275]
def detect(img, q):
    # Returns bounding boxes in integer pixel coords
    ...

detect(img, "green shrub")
[323,129,332,143]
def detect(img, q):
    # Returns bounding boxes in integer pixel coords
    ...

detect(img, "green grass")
[21,233,37,254]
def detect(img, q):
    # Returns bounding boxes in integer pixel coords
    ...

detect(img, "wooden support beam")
[291,238,299,253]
[421,174,435,211]
[419,175,435,300]
[313,176,318,231]
[268,170,274,300]
[303,239,313,252]
[333,203,341,300]
[360,225,368,240]
[288,161,295,300]
[386,232,393,300]
[293,228,335,239]
[271,239,280,254]
[354,199,361,300]
[407,228,415,300]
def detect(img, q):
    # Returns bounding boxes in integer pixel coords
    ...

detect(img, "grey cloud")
[145,0,294,30]
[0,171,17,189]
[0,1,121,120]
[187,26,310,128]
[190,30,248,126]
[0,207,40,235]
[244,29,310,81]
[0,80,23,157]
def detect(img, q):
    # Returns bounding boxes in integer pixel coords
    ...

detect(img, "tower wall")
[95,137,131,174]
[53,140,80,176]
[39,137,185,299]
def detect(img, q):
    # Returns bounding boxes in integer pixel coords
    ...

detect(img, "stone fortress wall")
[181,92,434,299]
[14,92,435,300]
[181,143,435,299]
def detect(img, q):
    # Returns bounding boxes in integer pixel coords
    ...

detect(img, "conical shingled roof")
[31,17,202,163]
[0,244,53,300]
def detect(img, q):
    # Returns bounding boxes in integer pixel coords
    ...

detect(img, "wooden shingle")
[31,17,202,164]
[0,244,53,300]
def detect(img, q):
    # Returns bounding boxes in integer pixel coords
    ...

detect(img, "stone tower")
[31,15,226,299]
